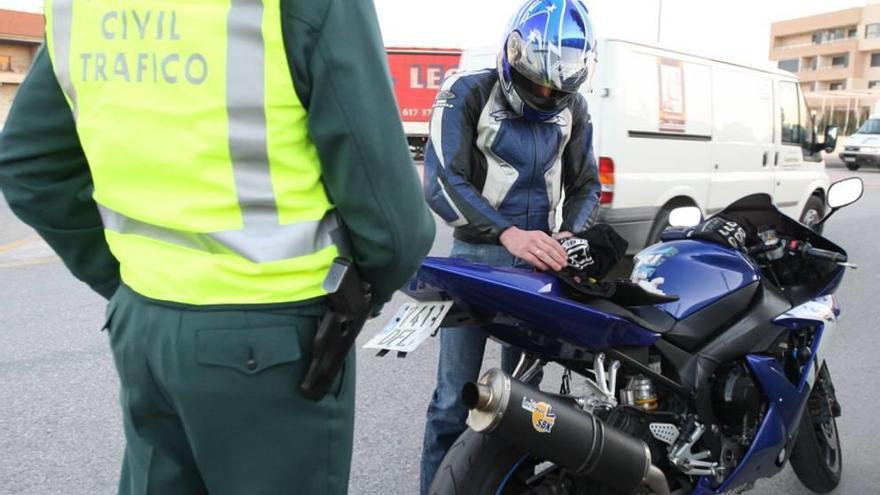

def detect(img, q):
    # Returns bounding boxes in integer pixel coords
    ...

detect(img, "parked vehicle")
[386,47,461,159]
[389,177,862,495]
[460,40,835,252]
[840,116,880,171]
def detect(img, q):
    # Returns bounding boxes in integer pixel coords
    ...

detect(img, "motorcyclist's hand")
[499,227,568,271]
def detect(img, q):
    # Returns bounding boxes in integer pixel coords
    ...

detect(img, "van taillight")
[598,157,614,205]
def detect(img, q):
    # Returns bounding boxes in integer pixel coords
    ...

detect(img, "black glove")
[688,216,747,252]
[560,236,595,271]
[553,224,629,302]
[558,224,629,281]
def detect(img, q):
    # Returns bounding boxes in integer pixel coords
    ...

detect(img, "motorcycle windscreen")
[715,193,846,304]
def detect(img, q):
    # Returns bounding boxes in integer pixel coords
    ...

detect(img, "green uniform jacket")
[0,0,435,306]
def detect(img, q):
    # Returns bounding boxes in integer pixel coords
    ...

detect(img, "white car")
[460,39,835,252]
[840,118,880,171]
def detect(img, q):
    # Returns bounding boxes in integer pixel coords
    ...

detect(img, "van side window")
[780,82,801,145]
[780,81,818,161]
[798,89,817,161]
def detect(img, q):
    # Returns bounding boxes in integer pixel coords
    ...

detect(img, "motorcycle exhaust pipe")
[463,368,670,495]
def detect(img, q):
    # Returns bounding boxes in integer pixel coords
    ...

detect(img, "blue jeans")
[419,240,535,494]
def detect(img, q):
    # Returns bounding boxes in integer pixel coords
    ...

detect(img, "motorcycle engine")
[712,363,766,469]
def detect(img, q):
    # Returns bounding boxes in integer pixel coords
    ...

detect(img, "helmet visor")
[510,66,574,114]
[506,30,596,94]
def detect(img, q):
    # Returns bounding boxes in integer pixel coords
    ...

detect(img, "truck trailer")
[387,47,461,159]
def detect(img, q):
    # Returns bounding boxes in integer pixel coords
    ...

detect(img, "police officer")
[0,0,434,493]
[420,1,600,491]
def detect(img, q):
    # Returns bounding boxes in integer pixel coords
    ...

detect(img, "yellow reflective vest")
[45,0,340,305]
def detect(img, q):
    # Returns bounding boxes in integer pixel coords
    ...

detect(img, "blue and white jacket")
[423,69,601,244]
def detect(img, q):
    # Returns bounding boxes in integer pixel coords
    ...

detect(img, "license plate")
[363,301,453,354]
[844,157,856,162]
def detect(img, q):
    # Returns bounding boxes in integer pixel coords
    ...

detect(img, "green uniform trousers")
[105,285,355,495]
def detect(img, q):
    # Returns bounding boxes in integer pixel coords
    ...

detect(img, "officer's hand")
[499,227,568,271]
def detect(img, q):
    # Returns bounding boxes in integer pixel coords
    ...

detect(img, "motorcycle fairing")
[633,240,761,321]
[692,297,837,494]
[414,257,661,350]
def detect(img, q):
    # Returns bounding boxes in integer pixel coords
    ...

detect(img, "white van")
[460,39,834,252]
[840,115,880,171]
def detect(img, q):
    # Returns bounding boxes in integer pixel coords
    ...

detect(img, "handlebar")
[788,240,848,263]
[802,246,847,263]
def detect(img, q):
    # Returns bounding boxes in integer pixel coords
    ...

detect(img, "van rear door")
[708,67,775,213]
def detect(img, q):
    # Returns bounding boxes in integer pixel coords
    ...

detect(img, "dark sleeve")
[282,0,435,304]
[0,48,120,299]
[422,76,513,242]
[560,96,601,235]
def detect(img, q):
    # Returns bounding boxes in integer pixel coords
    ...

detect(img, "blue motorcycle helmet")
[498,0,597,122]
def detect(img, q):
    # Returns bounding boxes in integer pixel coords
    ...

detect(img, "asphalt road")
[1,168,879,495]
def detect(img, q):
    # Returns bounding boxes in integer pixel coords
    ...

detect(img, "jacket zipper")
[526,122,540,231]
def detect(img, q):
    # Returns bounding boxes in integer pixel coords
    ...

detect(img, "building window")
[868,23,880,38]
[778,59,799,73]
[870,81,880,89]
[849,27,858,38]
[831,54,848,68]
[812,27,851,44]
[0,55,10,72]
[829,81,846,91]
[872,53,880,67]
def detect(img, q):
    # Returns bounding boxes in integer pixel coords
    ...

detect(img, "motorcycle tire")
[429,430,623,495]
[428,430,529,495]
[789,364,842,494]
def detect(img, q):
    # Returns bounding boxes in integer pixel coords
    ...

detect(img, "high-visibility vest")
[44,0,341,305]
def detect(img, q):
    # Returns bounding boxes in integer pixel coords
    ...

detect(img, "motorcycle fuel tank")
[632,240,761,320]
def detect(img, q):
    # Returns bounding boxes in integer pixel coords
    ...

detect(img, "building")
[769,2,880,134]
[0,9,43,128]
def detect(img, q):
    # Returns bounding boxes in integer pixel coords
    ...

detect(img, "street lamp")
[657,0,663,44]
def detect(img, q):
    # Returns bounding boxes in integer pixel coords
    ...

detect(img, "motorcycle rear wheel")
[428,430,622,495]
[789,364,842,493]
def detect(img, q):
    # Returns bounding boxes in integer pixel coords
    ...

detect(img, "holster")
[299,258,372,401]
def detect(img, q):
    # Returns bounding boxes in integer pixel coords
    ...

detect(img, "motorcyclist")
[419,0,601,491]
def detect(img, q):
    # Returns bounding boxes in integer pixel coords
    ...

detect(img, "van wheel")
[845,163,860,171]
[800,195,825,234]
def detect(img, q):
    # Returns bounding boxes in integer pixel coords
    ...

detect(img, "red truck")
[387,47,462,158]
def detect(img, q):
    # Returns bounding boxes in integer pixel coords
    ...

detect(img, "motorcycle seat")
[583,298,677,335]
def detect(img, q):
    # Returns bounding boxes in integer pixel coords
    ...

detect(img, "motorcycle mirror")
[827,177,864,209]
[816,177,864,228]
[668,207,702,228]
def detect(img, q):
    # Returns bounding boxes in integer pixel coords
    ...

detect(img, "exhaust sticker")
[521,397,556,434]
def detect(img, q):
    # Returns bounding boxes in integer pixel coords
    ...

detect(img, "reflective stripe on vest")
[44,0,340,305]
[98,204,344,264]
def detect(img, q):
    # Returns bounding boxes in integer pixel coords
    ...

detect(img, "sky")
[1,0,873,68]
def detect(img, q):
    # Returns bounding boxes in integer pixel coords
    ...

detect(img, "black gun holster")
[300,258,372,401]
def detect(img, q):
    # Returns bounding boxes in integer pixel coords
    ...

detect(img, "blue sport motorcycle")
[414,178,863,495]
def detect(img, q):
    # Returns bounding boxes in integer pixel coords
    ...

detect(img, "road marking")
[0,235,59,268]
[0,235,38,253]
[0,256,59,269]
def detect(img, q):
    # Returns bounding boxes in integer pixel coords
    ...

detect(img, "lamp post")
[657,0,663,44]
